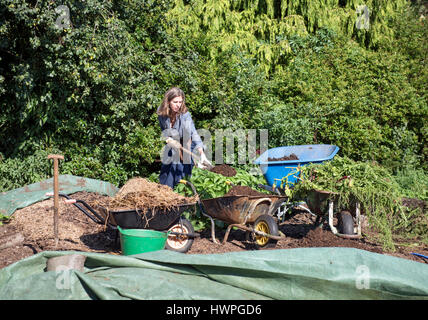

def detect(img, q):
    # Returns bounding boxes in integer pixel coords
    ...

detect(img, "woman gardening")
[157,87,211,189]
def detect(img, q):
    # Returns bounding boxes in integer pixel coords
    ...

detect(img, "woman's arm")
[181,112,204,153]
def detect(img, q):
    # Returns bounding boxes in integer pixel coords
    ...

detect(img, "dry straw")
[104,177,198,212]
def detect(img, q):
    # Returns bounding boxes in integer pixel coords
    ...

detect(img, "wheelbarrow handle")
[179,179,198,195]
[179,179,220,244]
[54,192,115,228]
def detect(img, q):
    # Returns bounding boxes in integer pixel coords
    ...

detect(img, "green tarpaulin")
[0,248,427,300]
[0,176,427,300]
[0,175,118,217]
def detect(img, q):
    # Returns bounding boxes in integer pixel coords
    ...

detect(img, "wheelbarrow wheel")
[338,211,354,235]
[247,214,279,249]
[165,218,194,253]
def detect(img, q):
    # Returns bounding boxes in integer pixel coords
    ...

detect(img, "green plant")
[0,214,11,226]
[292,156,427,251]
[393,167,428,201]
[1,0,426,196]
[0,0,172,181]
[174,166,267,200]
[167,0,409,74]
[0,148,61,192]
[260,102,316,148]
[156,165,268,230]
[270,31,427,170]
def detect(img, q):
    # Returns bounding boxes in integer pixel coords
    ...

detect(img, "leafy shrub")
[0,0,171,179]
[0,148,61,192]
[291,156,427,250]
[148,165,268,230]
[393,167,428,201]
[270,31,427,170]
[167,0,409,74]
[1,0,426,198]
[260,102,317,148]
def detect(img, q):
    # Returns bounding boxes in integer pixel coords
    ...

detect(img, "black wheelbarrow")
[47,192,199,253]
[179,180,289,249]
[305,189,362,239]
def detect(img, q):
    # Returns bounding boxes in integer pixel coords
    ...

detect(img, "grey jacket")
[158,111,204,152]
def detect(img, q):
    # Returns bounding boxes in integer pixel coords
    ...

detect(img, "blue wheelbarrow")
[254,144,339,188]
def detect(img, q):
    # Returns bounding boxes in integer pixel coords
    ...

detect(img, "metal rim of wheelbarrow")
[253,215,278,247]
[200,195,288,223]
[56,192,198,231]
[179,179,288,245]
[165,218,196,253]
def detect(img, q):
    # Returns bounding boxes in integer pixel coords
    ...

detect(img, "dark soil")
[210,164,237,177]
[402,197,427,211]
[225,185,267,197]
[1,191,427,269]
[268,153,299,161]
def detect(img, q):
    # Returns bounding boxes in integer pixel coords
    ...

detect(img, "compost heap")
[104,178,198,212]
[209,164,237,177]
[225,185,266,197]
[268,153,298,161]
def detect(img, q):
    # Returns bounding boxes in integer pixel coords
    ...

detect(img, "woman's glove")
[197,153,212,169]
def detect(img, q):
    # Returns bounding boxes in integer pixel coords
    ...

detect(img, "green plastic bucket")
[117,226,168,255]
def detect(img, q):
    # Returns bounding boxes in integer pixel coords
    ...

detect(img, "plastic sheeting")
[0,247,427,300]
[0,175,118,217]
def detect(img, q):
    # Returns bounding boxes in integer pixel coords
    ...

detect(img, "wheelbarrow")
[305,189,362,239]
[46,192,199,253]
[254,144,340,187]
[179,180,289,249]
[253,144,362,239]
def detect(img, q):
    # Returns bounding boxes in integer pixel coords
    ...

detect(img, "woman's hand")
[198,151,212,169]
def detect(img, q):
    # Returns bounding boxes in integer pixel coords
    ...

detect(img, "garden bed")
[1,191,427,269]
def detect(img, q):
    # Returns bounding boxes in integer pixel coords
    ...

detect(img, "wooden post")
[48,154,64,248]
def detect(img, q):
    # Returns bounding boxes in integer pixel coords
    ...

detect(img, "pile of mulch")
[298,227,383,253]
[1,191,427,269]
[1,192,117,264]
[268,153,299,161]
[104,177,198,211]
[209,164,237,177]
[225,185,267,197]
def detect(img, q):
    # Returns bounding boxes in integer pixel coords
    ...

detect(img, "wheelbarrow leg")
[195,200,219,244]
[313,214,325,229]
[328,200,339,234]
[180,179,219,244]
[223,224,238,245]
[328,199,362,239]
[204,209,219,244]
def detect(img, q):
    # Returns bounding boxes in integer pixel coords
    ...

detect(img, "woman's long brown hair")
[157,87,188,117]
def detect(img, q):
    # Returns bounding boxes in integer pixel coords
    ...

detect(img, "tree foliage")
[0,0,173,183]
[0,0,426,192]
[167,0,409,73]
[266,30,427,170]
